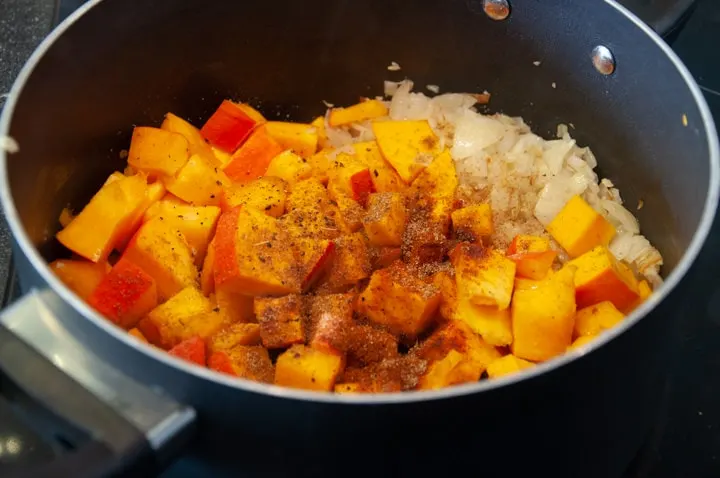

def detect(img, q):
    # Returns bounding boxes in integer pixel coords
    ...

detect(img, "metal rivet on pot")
[483,0,510,20]
[592,45,615,75]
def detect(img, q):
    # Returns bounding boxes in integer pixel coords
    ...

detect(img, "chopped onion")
[534,170,589,225]
[601,199,640,234]
[542,139,575,175]
[451,110,506,159]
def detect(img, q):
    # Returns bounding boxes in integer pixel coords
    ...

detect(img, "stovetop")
[0,1,719,477]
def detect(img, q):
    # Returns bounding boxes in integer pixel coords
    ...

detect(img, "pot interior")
[3,0,713,280]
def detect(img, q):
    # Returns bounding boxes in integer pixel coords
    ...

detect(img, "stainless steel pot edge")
[0,0,717,405]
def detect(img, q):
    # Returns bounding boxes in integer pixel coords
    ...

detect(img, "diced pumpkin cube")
[200,239,216,296]
[431,270,458,321]
[168,336,207,365]
[329,99,388,126]
[568,335,596,350]
[138,287,223,349]
[308,149,332,184]
[165,154,230,206]
[508,251,557,280]
[344,324,399,366]
[311,116,331,150]
[265,121,318,158]
[275,344,344,391]
[143,200,220,266]
[334,383,362,394]
[122,219,198,300]
[320,233,371,293]
[254,295,305,349]
[335,197,364,232]
[211,146,232,167]
[569,246,640,310]
[372,120,441,183]
[327,153,377,207]
[363,192,408,247]
[285,178,329,212]
[293,238,335,292]
[454,296,513,347]
[371,246,403,270]
[219,176,286,217]
[307,294,354,355]
[574,301,624,337]
[353,141,405,193]
[507,235,551,255]
[200,100,258,153]
[57,173,152,262]
[208,346,274,383]
[627,279,653,312]
[486,355,534,379]
[265,150,313,185]
[402,198,454,262]
[547,195,616,258]
[128,328,148,343]
[511,265,577,361]
[415,320,500,373]
[215,288,255,324]
[410,149,458,200]
[50,259,110,299]
[451,243,516,310]
[161,113,220,167]
[235,103,266,124]
[88,257,157,329]
[223,125,284,183]
[208,323,261,353]
[128,127,189,178]
[417,350,477,390]
[213,207,300,296]
[357,263,440,337]
[451,204,494,240]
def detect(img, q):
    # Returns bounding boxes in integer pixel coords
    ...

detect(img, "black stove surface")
[0,1,719,476]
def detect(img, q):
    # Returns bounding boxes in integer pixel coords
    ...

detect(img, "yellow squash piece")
[547,195,616,258]
[363,192,408,247]
[568,335,596,350]
[372,120,441,183]
[574,301,624,337]
[452,244,517,310]
[165,154,230,206]
[451,204,494,240]
[265,121,318,158]
[265,150,313,185]
[569,245,640,310]
[511,265,577,361]
[161,113,221,168]
[208,323,261,353]
[221,176,287,217]
[128,127,190,179]
[275,344,344,392]
[353,141,405,192]
[329,99,388,127]
[486,355,535,379]
[455,297,513,347]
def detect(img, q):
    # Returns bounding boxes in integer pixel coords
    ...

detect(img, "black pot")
[0,0,717,477]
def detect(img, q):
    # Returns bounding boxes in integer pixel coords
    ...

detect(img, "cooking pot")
[0,0,717,476]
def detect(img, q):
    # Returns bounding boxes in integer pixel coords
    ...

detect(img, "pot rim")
[0,0,717,405]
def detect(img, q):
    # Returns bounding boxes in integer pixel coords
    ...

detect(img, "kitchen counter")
[0,0,718,476]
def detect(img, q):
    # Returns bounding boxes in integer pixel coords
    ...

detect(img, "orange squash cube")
[223,125,284,184]
[486,355,535,379]
[451,204,494,240]
[168,336,207,366]
[451,243,516,310]
[200,100,258,153]
[87,257,157,329]
[574,301,624,337]
[207,323,261,353]
[507,234,551,255]
[138,286,223,349]
[329,99,388,127]
[122,219,198,300]
[254,295,305,349]
[128,328,148,343]
[511,265,577,361]
[626,279,653,312]
[410,149,458,200]
[507,235,557,280]
[143,199,220,266]
[320,233,371,293]
[311,116,331,150]
[235,103,266,124]
[308,294,354,355]
[161,113,220,167]
[285,178,329,212]
[265,150,313,185]
[215,288,255,324]
[265,121,318,158]
[334,383,362,394]
[213,207,300,296]
[357,263,440,338]
[417,350,478,390]
[208,346,274,383]
[363,192,408,247]
[165,154,230,207]
[200,239,216,296]
[547,195,616,258]
[568,335,597,350]
[128,127,190,178]
[219,177,286,217]
[353,141,405,193]
[57,173,153,262]
[275,344,344,391]
[415,320,500,373]
[372,120,441,183]
[569,246,640,310]
[334,196,364,232]
[454,296,513,347]
[292,238,336,292]
[50,259,110,300]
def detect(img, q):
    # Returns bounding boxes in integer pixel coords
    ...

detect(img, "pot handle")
[0,289,195,477]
